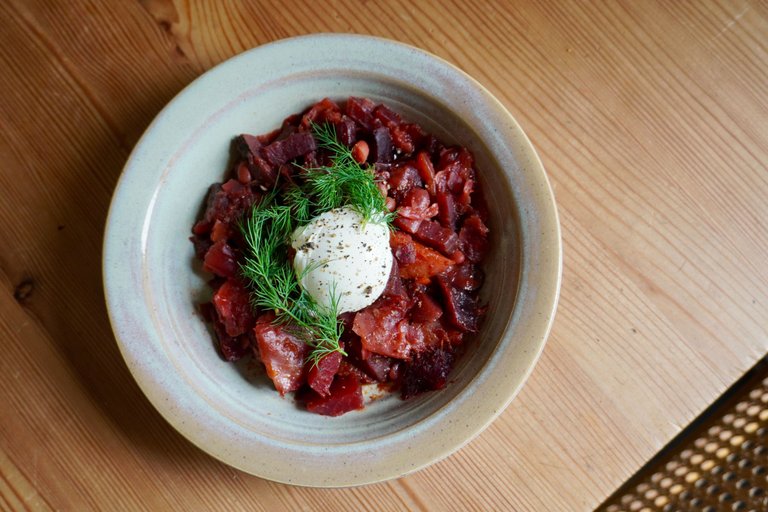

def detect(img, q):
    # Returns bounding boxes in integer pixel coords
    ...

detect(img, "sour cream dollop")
[291,206,393,314]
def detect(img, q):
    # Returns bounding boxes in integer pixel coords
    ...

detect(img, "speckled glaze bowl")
[103,34,561,487]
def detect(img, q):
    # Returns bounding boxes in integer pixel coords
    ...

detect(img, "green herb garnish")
[240,197,345,367]
[239,122,392,365]
[297,122,395,225]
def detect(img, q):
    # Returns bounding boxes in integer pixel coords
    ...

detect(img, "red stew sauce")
[191,97,490,416]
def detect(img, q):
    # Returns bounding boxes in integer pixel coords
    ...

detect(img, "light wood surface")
[2,1,767,510]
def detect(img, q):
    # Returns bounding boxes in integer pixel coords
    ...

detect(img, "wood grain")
[1,0,766,510]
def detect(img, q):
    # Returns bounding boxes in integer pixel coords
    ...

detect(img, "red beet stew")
[191,97,489,416]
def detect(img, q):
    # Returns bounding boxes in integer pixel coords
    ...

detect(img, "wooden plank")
[0,0,766,510]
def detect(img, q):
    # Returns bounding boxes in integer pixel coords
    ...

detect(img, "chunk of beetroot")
[459,214,490,263]
[416,151,436,197]
[250,156,278,188]
[447,263,485,291]
[382,260,408,300]
[346,97,376,130]
[210,220,231,243]
[212,278,255,337]
[203,240,239,278]
[234,134,262,161]
[436,184,457,229]
[307,351,343,397]
[253,321,308,396]
[398,188,438,222]
[305,373,364,416]
[398,319,426,354]
[390,124,415,154]
[401,348,454,399]
[423,135,445,162]
[300,98,341,129]
[441,165,465,195]
[373,104,402,126]
[204,300,251,362]
[335,116,357,146]
[211,317,251,362]
[417,318,464,348]
[232,137,277,188]
[410,290,443,324]
[352,295,411,359]
[261,131,317,166]
[373,126,393,163]
[208,179,259,224]
[393,216,423,234]
[336,359,375,384]
[192,219,211,237]
[436,275,481,333]
[195,183,223,233]
[402,187,430,211]
[273,118,297,142]
[456,179,475,212]
[457,147,475,170]
[403,123,429,153]
[360,352,394,382]
[220,178,243,193]
[413,220,459,256]
[437,146,463,170]
[388,164,422,201]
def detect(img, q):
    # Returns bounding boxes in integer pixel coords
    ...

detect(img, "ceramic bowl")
[103,34,561,487]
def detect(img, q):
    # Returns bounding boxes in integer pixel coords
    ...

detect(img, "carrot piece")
[392,231,454,283]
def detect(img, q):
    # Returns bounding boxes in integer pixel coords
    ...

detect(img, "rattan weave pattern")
[599,362,768,512]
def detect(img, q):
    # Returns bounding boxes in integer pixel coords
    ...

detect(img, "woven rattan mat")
[598,357,768,512]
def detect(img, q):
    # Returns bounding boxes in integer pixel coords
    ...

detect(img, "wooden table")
[2,1,766,510]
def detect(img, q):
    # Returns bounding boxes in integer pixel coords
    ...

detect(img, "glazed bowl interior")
[104,34,560,486]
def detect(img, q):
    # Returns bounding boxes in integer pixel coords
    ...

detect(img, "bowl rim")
[103,33,562,487]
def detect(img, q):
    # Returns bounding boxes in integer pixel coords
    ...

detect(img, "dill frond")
[240,195,345,366]
[283,184,312,225]
[239,121,394,366]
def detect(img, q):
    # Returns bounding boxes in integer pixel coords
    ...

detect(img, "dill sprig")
[240,197,346,367]
[239,122,393,366]
[300,122,395,226]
